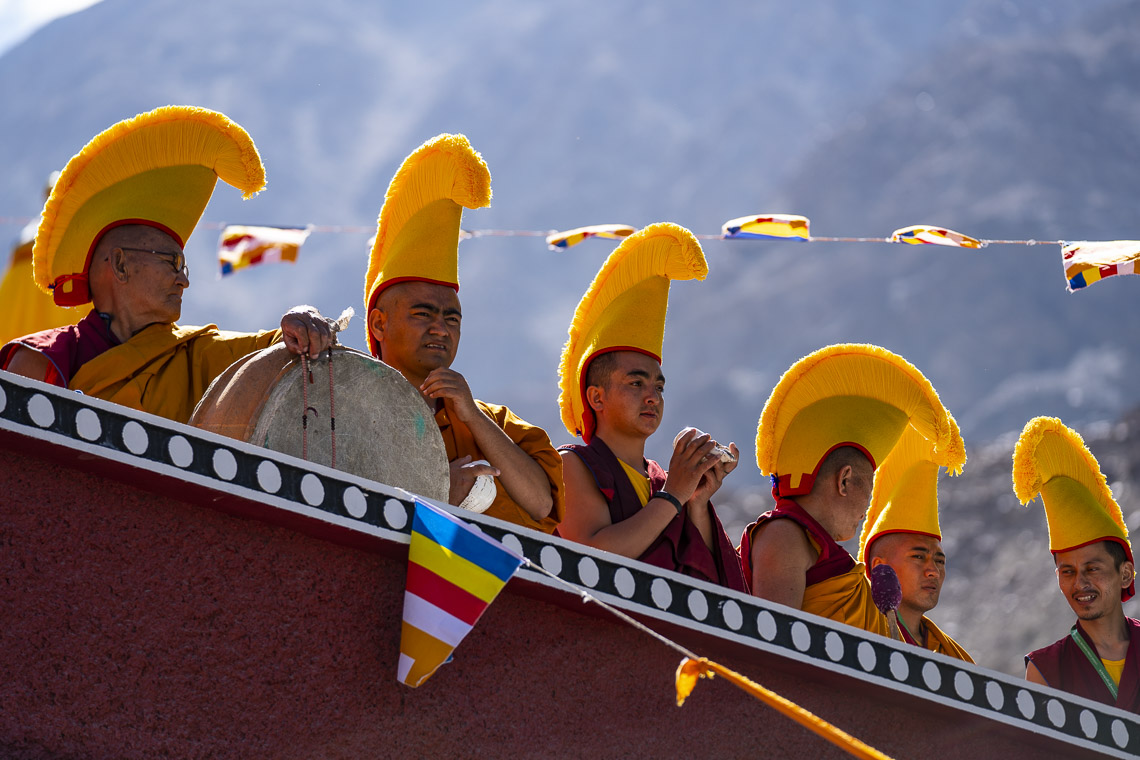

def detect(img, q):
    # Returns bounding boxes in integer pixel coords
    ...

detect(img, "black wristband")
[651,490,684,515]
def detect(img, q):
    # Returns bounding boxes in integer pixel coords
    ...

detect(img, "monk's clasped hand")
[280,305,336,359]
[664,428,721,504]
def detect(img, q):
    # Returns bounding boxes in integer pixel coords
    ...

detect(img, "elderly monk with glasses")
[1,106,335,424]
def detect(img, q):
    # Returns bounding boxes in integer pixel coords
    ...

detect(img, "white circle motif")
[343,487,367,519]
[300,474,324,506]
[28,394,55,428]
[687,591,708,621]
[1111,719,1128,748]
[1046,699,1065,728]
[1078,709,1097,739]
[122,421,148,455]
[540,546,562,575]
[383,498,407,528]
[614,568,636,598]
[791,622,811,652]
[500,532,524,557]
[954,671,974,701]
[577,557,599,587]
[650,578,672,609]
[1016,690,1035,719]
[857,642,877,672]
[213,449,238,480]
[890,652,909,681]
[256,460,281,493]
[824,631,844,662]
[167,436,193,468]
[756,611,778,641]
[75,408,101,441]
[922,662,942,691]
[985,681,1004,710]
[721,600,742,631]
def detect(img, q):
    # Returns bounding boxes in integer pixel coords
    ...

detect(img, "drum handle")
[299,349,337,469]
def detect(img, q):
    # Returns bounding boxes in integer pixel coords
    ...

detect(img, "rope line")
[520,557,894,760]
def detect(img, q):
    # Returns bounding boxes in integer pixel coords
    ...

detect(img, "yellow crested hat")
[34,106,265,306]
[363,133,491,356]
[858,422,965,566]
[557,223,707,442]
[756,344,965,497]
[1013,417,1132,599]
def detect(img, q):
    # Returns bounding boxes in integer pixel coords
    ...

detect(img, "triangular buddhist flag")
[398,499,525,687]
[890,225,981,248]
[721,214,810,241]
[546,224,636,250]
[1061,240,1140,292]
[217,224,312,277]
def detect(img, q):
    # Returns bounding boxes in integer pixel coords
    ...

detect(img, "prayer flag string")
[6,214,1137,292]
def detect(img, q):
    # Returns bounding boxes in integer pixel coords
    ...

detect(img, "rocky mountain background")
[1,0,1137,674]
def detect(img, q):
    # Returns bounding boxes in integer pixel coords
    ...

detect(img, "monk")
[368,280,562,533]
[1015,416,1139,710]
[364,133,561,533]
[1,223,335,423]
[865,533,973,661]
[1025,540,1140,710]
[558,350,747,591]
[741,447,888,633]
[0,171,72,345]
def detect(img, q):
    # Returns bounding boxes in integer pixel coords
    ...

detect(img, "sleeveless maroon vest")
[0,309,119,387]
[737,498,856,594]
[1026,618,1140,711]
[561,437,747,593]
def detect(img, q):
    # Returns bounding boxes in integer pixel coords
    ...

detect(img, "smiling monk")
[0,106,335,423]
[363,134,563,534]
[555,223,746,591]
[1016,417,1139,711]
[859,426,973,661]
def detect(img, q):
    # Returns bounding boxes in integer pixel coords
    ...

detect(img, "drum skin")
[190,344,449,502]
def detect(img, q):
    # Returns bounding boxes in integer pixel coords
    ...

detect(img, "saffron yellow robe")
[801,559,891,637]
[435,400,564,534]
[70,322,280,424]
[921,616,974,663]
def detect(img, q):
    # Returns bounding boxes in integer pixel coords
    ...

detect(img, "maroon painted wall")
[1,447,1094,759]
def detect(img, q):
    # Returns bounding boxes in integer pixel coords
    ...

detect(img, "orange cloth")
[921,617,974,663]
[802,562,891,637]
[70,323,279,423]
[434,400,564,534]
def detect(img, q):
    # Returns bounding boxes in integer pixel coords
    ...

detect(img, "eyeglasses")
[119,247,189,278]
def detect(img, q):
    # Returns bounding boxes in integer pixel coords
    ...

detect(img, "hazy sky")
[0,0,101,56]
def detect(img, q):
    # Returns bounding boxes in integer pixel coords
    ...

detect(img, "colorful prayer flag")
[720,214,810,241]
[217,224,312,276]
[398,499,525,687]
[890,225,981,248]
[1061,240,1140,292]
[546,224,636,250]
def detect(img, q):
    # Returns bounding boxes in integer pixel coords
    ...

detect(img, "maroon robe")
[737,498,856,594]
[0,309,119,387]
[1026,617,1140,711]
[561,437,747,592]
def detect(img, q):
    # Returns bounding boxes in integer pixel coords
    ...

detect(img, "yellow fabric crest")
[363,134,491,356]
[756,344,965,497]
[858,422,965,566]
[1013,416,1130,557]
[34,105,265,306]
[557,223,707,441]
